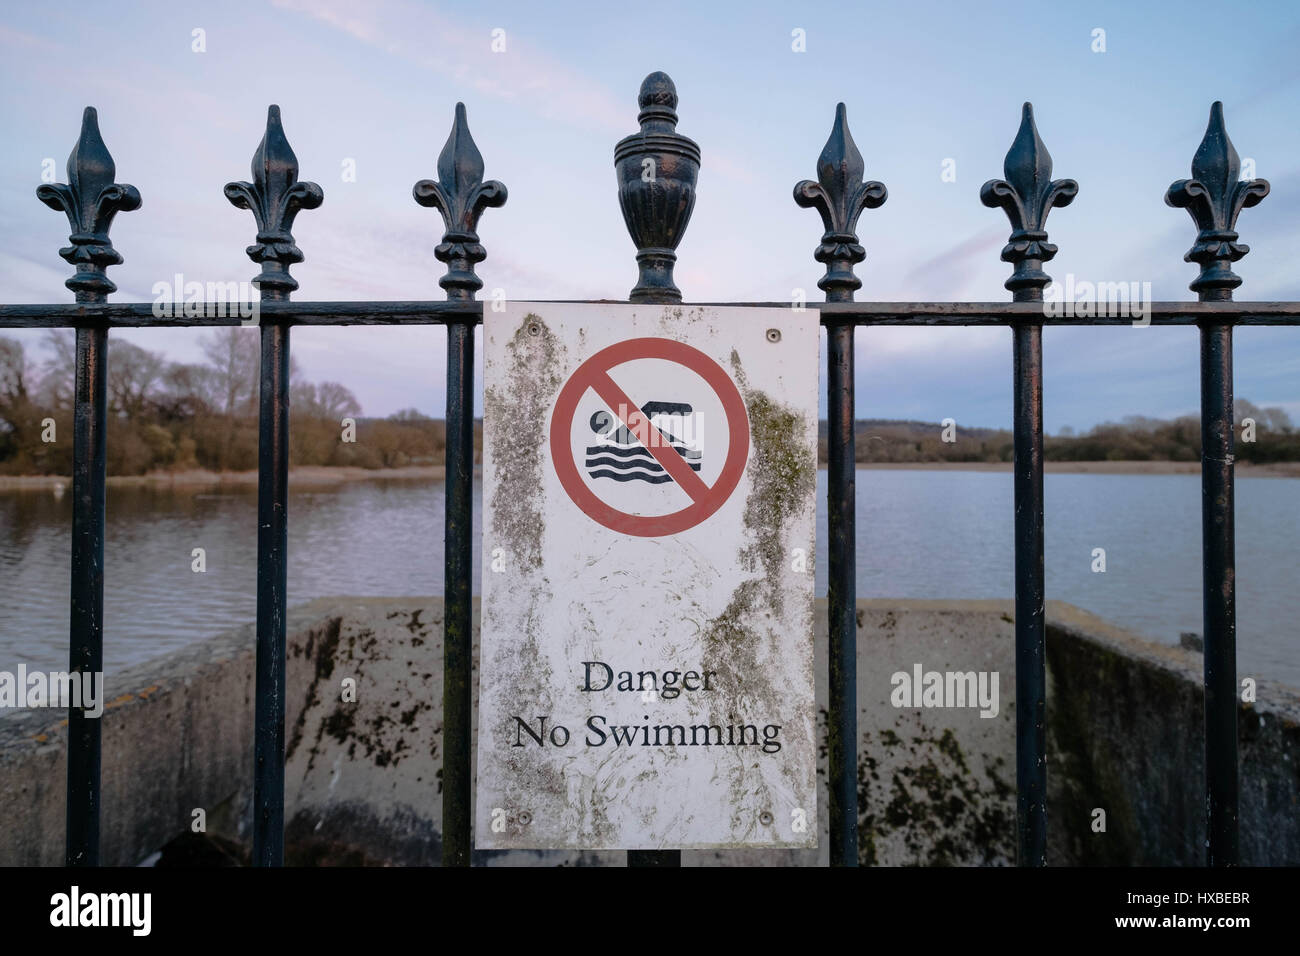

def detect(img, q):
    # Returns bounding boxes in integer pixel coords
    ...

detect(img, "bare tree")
[201,327,259,417]
[0,336,32,406]
[0,336,44,462]
[201,328,259,469]
[38,329,76,412]
[1261,406,1294,432]
[314,382,362,420]
[389,407,429,421]
[291,380,361,420]
[156,363,219,420]
[107,339,167,419]
[290,380,316,414]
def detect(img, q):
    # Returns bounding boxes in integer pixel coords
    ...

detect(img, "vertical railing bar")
[793,102,886,866]
[414,101,506,867]
[35,106,140,867]
[825,320,857,866]
[442,320,474,866]
[225,105,323,867]
[1011,320,1046,864]
[66,323,107,866]
[1199,318,1237,864]
[252,313,290,865]
[981,103,1076,866]
[1165,101,1268,866]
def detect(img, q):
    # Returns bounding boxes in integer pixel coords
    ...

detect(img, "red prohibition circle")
[549,337,750,537]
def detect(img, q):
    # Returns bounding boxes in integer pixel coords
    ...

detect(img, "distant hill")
[817,418,1012,464]
[815,401,1297,464]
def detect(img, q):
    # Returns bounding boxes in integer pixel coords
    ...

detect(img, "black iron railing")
[0,72,1286,868]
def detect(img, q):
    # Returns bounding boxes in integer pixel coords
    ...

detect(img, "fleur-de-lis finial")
[793,103,888,302]
[1165,102,1270,301]
[36,107,141,301]
[224,105,324,300]
[413,103,507,300]
[981,103,1078,301]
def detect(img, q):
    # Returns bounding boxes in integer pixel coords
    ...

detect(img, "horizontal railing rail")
[5,300,1300,327]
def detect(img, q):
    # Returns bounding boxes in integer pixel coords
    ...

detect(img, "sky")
[2,0,1300,432]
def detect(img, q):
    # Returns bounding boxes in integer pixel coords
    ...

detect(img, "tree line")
[0,330,448,475]
[822,402,1297,464]
[2,329,1295,475]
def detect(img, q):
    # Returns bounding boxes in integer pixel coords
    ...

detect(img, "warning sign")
[476,302,819,850]
[550,337,749,536]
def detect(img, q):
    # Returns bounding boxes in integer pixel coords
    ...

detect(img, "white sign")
[475,302,819,850]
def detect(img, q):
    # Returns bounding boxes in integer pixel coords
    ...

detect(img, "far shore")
[2,459,1299,491]
[854,460,1300,478]
[0,465,448,491]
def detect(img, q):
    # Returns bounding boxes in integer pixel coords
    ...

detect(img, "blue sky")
[2,0,1299,431]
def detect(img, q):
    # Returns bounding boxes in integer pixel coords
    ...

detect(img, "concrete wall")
[1,597,1295,865]
[1045,604,1300,865]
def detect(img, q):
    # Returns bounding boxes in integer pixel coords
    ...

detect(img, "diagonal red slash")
[550,336,749,537]
[588,369,710,503]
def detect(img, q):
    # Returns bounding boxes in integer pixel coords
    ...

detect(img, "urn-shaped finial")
[614,72,701,303]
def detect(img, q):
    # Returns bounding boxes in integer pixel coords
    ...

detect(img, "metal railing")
[0,71,1287,868]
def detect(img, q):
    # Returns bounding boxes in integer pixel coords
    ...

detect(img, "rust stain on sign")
[476,302,818,849]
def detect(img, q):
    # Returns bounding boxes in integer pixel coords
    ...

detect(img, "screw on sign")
[549,337,750,537]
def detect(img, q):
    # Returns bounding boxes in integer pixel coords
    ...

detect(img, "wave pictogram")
[586,402,702,484]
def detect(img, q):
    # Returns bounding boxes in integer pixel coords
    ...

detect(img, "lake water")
[1,470,1297,687]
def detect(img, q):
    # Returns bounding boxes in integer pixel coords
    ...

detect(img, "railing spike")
[224,105,323,300]
[413,103,507,300]
[36,107,141,302]
[980,103,1077,301]
[1166,101,1270,301]
[793,103,887,303]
